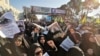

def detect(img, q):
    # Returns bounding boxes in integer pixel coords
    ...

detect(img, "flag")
[54,17,58,22]
[95,18,100,24]
[53,16,64,23]
[80,14,87,24]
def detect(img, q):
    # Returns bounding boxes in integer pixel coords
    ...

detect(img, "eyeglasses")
[35,50,43,55]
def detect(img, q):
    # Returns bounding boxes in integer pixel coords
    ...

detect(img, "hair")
[13,33,23,42]
[38,35,47,45]
[82,32,93,38]
[29,43,42,56]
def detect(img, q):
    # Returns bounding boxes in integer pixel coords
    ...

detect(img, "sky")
[10,0,70,12]
[88,6,100,17]
[9,0,100,18]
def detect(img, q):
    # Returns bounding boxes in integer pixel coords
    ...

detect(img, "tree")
[82,0,100,11]
[60,0,100,22]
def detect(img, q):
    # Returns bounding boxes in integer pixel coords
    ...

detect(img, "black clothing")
[0,38,21,56]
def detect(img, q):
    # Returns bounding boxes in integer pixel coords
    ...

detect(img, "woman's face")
[34,47,43,56]
[70,28,75,34]
[40,37,45,44]
[34,27,40,33]
[15,39,22,47]
[47,40,55,48]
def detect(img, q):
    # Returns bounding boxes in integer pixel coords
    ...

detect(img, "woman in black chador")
[38,35,48,54]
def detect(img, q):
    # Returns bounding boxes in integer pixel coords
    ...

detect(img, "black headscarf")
[29,43,42,56]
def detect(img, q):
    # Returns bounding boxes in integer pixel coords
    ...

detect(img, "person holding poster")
[29,43,43,56]
[0,12,21,56]
[0,11,20,38]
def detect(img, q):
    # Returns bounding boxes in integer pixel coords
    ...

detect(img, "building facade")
[0,0,21,20]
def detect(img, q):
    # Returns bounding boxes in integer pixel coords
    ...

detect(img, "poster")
[43,52,49,56]
[16,20,25,32]
[60,36,75,51]
[0,12,20,38]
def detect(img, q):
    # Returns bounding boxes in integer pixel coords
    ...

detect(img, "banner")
[31,6,65,15]
[51,8,65,14]
[23,6,31,14]
[31,6,51,14]
[0,12,20,38]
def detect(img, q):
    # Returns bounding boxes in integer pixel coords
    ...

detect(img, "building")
[0,0,21,20]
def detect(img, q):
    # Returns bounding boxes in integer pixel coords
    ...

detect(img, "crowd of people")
[0,17,100,56]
